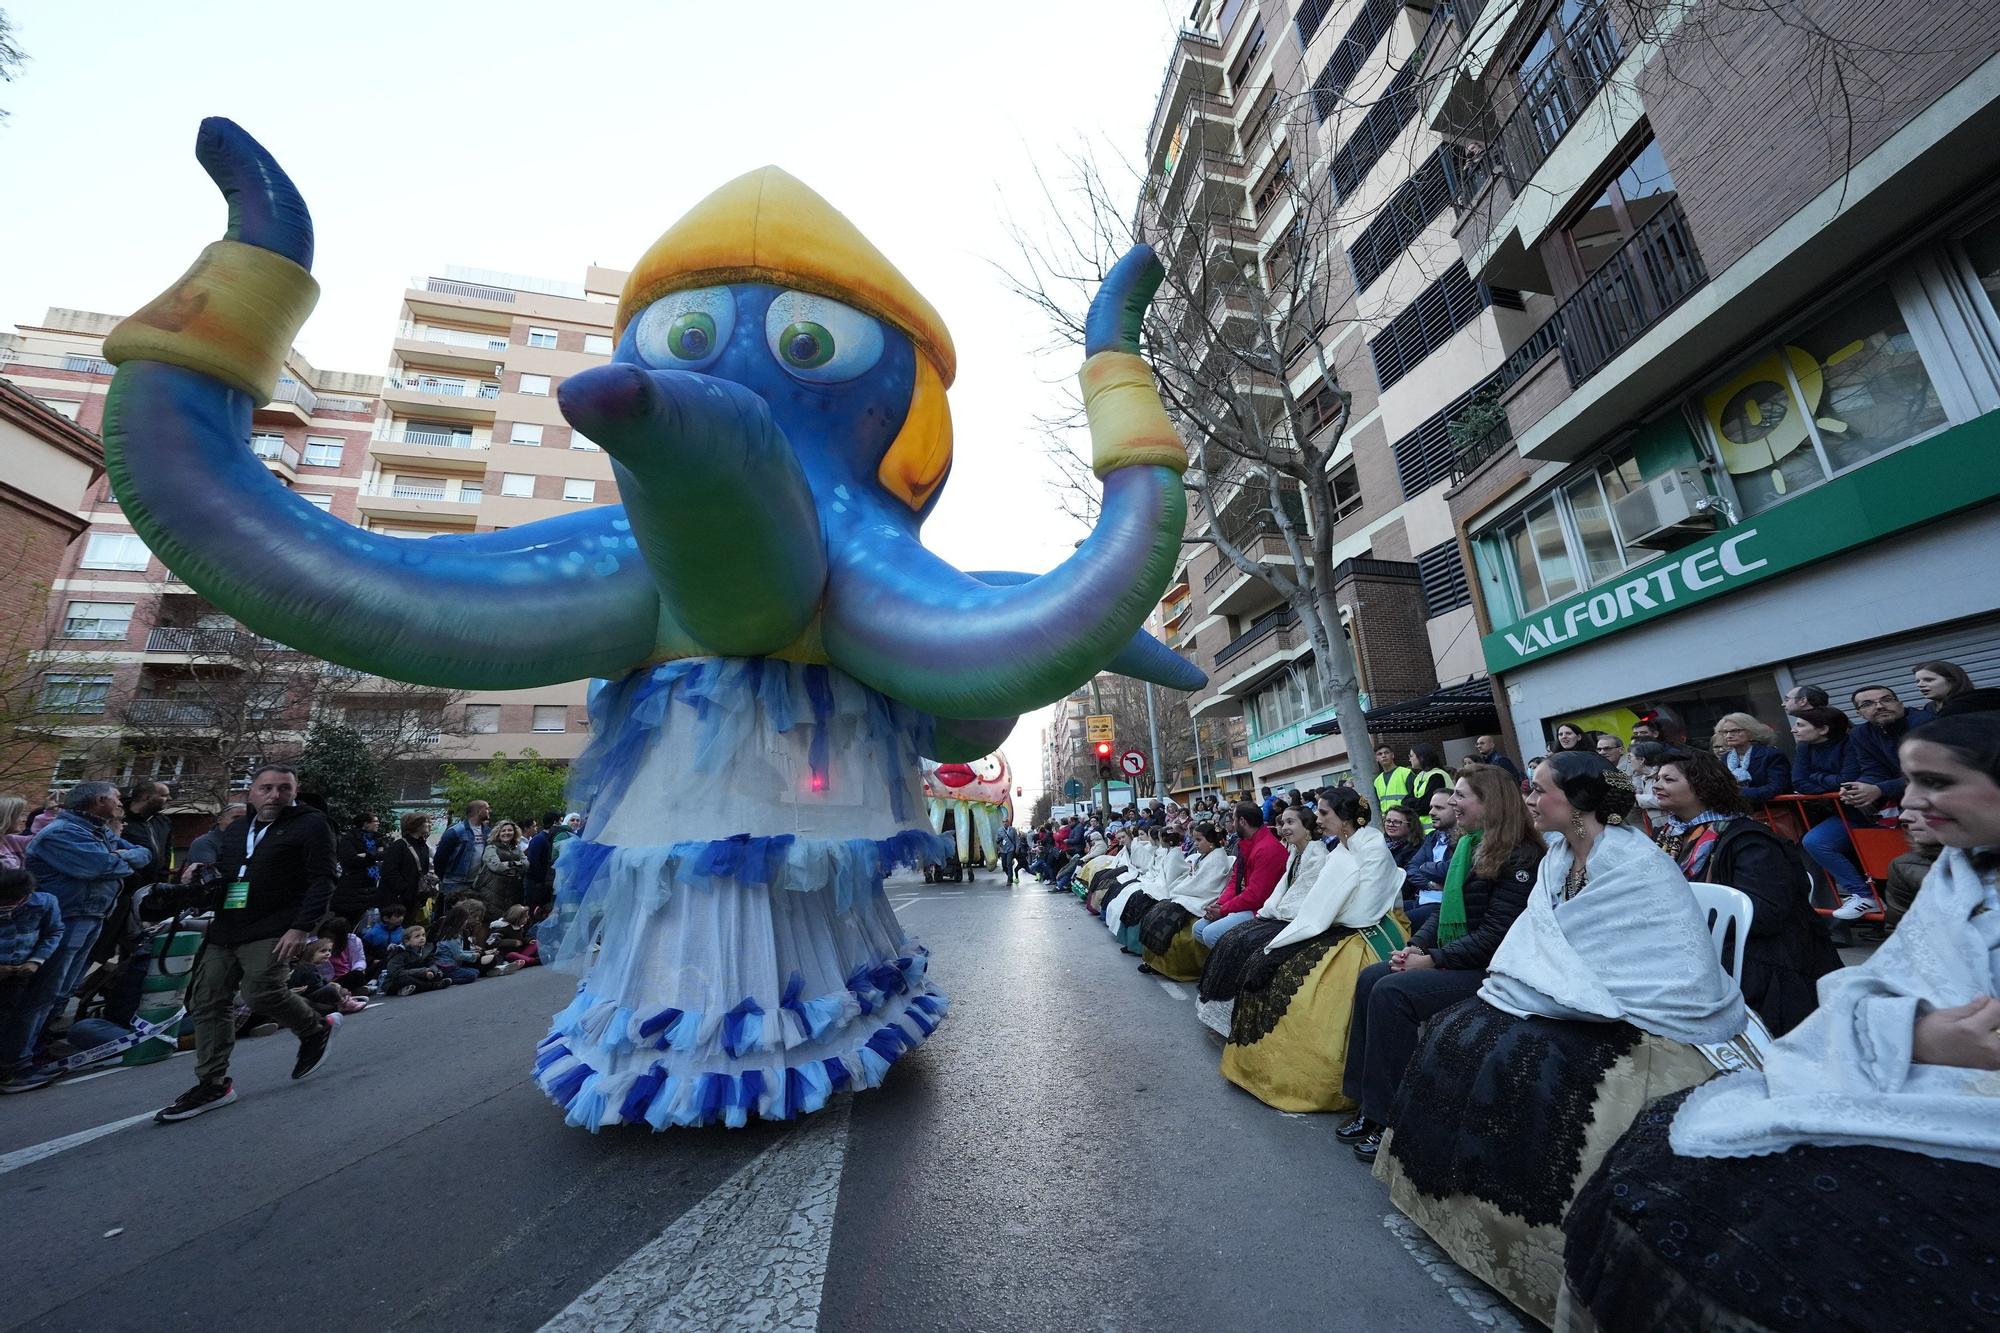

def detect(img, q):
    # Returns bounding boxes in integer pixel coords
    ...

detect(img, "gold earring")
[1571,814,1586,834]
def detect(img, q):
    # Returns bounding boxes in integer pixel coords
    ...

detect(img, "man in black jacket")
[1339,833,1541,1160]
[156,765,338,1122]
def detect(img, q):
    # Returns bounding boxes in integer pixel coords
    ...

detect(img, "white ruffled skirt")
[533,658,949,1130]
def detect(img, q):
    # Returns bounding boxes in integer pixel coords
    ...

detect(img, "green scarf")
[1436,831,1481,948]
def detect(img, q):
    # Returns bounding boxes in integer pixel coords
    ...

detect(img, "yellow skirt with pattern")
[1217,914,1406,1113]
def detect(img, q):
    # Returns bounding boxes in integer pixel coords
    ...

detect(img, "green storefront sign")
[1480,412,2000,673]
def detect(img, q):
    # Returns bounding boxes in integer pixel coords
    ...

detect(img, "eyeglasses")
[1595,744,1621,753]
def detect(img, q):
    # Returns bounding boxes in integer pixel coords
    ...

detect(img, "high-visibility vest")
[1410,768,1452,830]
[1373,766,1411,812]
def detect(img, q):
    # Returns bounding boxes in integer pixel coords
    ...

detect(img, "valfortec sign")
[1477,415,2000,675]
[1496,531,1769,665]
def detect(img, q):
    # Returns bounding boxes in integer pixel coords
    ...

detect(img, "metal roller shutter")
[1787,613,2000,707]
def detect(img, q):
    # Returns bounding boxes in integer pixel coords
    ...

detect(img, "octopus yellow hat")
[617,167,957,387]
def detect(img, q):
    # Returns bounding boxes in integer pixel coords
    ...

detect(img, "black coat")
[1703,817,1841,1036]
[332,828,385,918]
[378,837,432,916]
[1410,840,1541,971]
[205,803,338,947]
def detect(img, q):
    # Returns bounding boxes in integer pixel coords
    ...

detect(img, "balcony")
[1464,2,1623,208]
[1497,199,1707,424]
[256,377,319,423]
[355,480,481,527]
[1213,604,1299,668]
[393,321,510,375]
[124,699,218,729]
[145,627,258,658]
[250,436,301,480]
[381,374,501,422]
[1144,28,1225,166]
[369,429,492,474]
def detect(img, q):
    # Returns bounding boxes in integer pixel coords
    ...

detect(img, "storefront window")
[1699,282,1947,515]
[1526,499,1578,603]
[1486,449,1657,621]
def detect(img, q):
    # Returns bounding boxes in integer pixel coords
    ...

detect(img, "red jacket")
[1215,826,1286,915]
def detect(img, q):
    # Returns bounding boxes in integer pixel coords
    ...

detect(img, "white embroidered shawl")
[1672,847,2000,1165]
[1259,840,1330,922]
[1266,825,1401,950]
[1173,848,1231,912]
[1479,825,1746,1045]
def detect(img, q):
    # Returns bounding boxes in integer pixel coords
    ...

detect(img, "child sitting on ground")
[287,938,367,1015]
[382,924,448,995]
[317,917,370,990]
[360,902,406,972]
[432,901,494,983]
[487,904,538,968]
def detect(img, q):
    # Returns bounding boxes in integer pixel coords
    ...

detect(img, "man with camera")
[156,764,339,1123]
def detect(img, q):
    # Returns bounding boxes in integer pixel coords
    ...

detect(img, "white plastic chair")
[1688,881,1774,1071]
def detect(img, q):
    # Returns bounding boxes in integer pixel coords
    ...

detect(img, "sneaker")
[1335,1115,1380,1143]
[394,985,417,997]
[1352,1131,1384,1162]
[1831,895,1880,920]
[291,1017,335,1081]
[156,1079,237,1123]
[236,1019,280,1039]
[0,1067,57,1095]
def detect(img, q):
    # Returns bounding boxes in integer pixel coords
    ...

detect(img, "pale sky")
[0,0,1195,810]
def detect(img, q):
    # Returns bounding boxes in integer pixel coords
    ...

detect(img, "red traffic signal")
[1094,740,1113,758]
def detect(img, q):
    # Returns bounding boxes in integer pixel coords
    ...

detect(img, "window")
[569,431,601,451]
[509,423,543,446]
[80,531,150,570]
[1246,667,1329,740]
[228,755,261,790]
[531,705,567,733]
[302,437,344,467]
[527,327,558,349]
[1417,542,1472,618]
[1299,378,1344,438]
[1329,462,1363,521]
[519,373,551,397]
[1230,19,1266,92]
[37,398,82,421]
[62,601,134,640]
[122,753,188,784]
[1369,263,1496,392]
[466,703,501,734]
[1487,451,1657,616]
[562,478,596,502]
[500,473,535,498]
[1561,138,1678,283]
[458,482,483,500]
[583,333,613,355]
[51,751,89,790]
[250,433,288,459]
[297,493,335,512]
[40,673,113,714]
[1698,282,1948,516]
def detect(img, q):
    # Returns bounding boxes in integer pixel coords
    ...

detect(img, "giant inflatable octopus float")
[100,120,1202,1129]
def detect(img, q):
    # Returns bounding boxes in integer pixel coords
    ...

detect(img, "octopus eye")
[634,286,734,370]
[764,291,883,384]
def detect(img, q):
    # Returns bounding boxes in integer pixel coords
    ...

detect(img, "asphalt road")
[0,874,1519,1332]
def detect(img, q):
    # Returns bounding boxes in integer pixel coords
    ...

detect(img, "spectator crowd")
[1016,655,1998,1332]
[0,773,585,1121]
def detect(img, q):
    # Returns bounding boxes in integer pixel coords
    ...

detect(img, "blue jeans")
[1802,818,1874,899]
[1405,901,1440,937]
[2,913,105,1071]
[1193,911,1255,948]
[441,966,480,984]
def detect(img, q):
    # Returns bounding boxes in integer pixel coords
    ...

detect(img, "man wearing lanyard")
[156,765,340,1123]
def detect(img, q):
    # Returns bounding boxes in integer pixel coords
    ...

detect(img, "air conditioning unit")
[1611,468,1725,550]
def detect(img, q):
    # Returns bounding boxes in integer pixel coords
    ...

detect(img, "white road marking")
[540,1100,851,1332]
[0,1110,157,1177]
[889,895,920,911]
[1381,1213,1531,1330]
[1155,979,1188,1001]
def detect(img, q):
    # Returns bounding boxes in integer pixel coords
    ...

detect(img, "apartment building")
[0,311,386,817]
[0,262,633,815]
[1140,0,1517,795]
[1427,0,2000,754]
[366,264,629,768]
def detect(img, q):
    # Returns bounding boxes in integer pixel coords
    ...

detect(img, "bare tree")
[0,571,118,793]
[1003,111,1404,798]
[0,8,25,124]
[123,595,466,810]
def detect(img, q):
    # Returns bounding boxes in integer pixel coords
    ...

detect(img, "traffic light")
[1094,739,1115,780]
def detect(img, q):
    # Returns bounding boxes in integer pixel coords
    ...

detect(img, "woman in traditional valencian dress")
[1376,755,1745,1327]
[1196,805,1328,1036]
[1217,789,1406,1110]
[1137,823,1229,980]
[1108,827,1186,954]
[1561,713,2000,1333]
